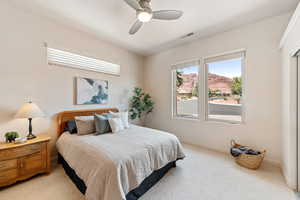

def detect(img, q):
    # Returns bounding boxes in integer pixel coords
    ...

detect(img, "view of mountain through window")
[175,66,199,118]
[206,57,243,122]
[172,52,244,122]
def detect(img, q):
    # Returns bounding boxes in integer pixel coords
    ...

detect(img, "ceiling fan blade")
[152,10,183,20]
[129,20,143,35]
[124,0,141,10]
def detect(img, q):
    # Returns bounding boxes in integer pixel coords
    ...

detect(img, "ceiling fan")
[124,0,183,35]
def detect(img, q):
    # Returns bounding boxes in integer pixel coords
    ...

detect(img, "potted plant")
[129,87,154,125]
[5,132,19,143]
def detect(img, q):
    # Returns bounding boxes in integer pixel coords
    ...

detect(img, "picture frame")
[75,77,108,105]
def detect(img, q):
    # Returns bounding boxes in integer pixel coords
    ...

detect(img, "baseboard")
[264,158,281,168]
[182,141,281,167]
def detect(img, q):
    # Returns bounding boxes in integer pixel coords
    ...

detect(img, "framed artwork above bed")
[75,77,108,105]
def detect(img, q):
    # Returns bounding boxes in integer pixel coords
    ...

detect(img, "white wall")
[0,1,297,186]
[280,2,300,190]
[0,2,144,152]
[144,13,291,165]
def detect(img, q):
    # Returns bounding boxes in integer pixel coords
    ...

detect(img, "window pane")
[175,66,199,118]
[207,57,243,122]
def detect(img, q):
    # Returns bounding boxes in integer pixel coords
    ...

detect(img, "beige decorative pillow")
[75,116,95,135]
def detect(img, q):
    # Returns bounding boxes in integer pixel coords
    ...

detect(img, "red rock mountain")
[178,73,233,94]
[207,73,233,94]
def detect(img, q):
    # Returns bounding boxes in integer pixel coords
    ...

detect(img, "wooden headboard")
[57,108,118,137]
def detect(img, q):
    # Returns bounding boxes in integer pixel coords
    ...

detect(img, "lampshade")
[15,102,45,119]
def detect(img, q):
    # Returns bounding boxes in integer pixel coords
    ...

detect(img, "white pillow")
[108,117,125,133]
[109,111,130,129]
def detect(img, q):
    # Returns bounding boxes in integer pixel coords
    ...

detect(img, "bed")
[56,108,185,200]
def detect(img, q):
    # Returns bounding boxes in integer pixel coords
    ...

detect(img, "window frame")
[204,49,246,124]
[171,60,201,120]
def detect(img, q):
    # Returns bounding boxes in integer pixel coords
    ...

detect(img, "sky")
[208,58,242,78]
[179,66,198,74]
[179,58,242,78]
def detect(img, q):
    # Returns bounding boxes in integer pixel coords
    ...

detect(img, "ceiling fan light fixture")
[137,11,152,22]
[125,0,183,35]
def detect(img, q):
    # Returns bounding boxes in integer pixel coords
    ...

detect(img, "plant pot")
[6,138,16,143]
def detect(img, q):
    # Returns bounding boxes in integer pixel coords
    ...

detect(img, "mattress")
[56,125,185,200]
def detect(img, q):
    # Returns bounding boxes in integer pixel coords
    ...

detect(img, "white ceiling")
[8,0,299,55]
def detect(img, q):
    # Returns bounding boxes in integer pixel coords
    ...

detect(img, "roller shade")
[171,60,199,70]
[204,51,245,64]
[47,47,120,76]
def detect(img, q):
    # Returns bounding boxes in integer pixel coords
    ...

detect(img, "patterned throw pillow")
[75,116,95,135]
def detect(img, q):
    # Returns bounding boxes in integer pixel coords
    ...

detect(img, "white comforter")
[56,125,185,200]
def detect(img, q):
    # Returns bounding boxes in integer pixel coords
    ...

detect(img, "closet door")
[298,54,300,192]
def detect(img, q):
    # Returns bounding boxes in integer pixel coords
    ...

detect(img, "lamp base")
[27,133,36,140]
[27,118,36,140]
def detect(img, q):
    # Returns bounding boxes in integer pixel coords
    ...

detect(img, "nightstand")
[0,134,51,187]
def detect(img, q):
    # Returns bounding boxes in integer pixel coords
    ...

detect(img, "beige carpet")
[0,144,297,200]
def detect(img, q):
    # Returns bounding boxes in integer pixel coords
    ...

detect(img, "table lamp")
[15,101,45,140]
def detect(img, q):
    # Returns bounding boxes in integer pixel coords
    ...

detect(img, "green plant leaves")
[5,131,19,142]
[129,87,155,120]
[231,77,242,96]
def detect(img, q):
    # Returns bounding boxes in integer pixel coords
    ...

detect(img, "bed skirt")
[58,154,176,200]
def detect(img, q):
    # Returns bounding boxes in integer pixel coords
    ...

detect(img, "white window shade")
[204,51,245,64]
[172,60,199,70]
[47,47,120,76]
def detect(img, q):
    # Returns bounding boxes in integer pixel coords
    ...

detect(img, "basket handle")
[231,140,237,147]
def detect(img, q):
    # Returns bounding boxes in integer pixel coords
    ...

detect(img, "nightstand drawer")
[0,143,41,161]
[0,159,17,172]
[20,153,43,175]
[0,169,18,184]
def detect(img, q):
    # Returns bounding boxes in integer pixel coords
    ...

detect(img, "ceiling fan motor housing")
[139,0,152,12]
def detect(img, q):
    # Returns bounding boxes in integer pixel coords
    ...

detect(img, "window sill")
[172,116,200,121]
[171,115,245,125]
[205,118,244,125]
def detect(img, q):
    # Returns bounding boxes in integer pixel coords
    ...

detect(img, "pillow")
[75,116,95,135]
[64,120,77,134]
[109,111,130,129]
[108,117,125,133]
[94,114,112,135]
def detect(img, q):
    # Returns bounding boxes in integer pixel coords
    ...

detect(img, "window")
[172,61,200,119]
[47,47,120,76]
[205,51,245,123]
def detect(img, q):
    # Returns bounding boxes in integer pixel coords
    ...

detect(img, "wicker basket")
[231,140,266,170]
